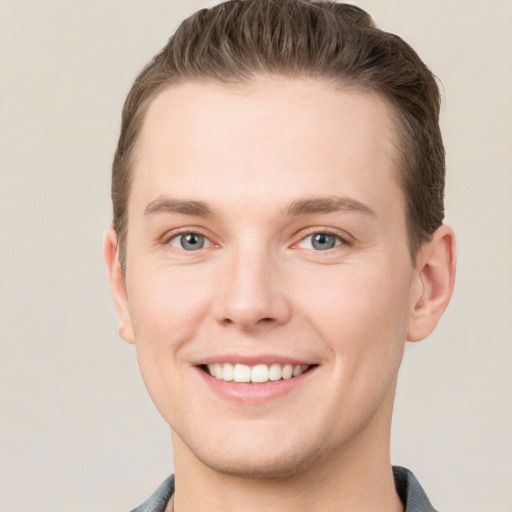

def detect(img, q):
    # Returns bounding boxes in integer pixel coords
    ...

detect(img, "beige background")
[1,1,511,510]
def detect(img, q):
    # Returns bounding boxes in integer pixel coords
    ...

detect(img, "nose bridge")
[215,237,290,329]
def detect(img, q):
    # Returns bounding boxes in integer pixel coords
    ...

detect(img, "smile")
[205,363,312,383]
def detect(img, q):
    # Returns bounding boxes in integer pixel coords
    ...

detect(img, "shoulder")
[130,469,438,512]
[130,475,175,512]
[393,466,439,512]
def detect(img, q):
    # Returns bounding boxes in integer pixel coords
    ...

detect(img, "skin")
[105,78,456,512]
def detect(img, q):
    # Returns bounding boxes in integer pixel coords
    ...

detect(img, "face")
[111,78,423,478]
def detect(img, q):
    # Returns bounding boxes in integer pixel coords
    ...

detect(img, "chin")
[198,448,322,480]
[176,427,332,480]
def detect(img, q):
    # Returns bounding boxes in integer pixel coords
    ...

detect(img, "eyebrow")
[144,197,213,217]
[143,195,375,219]
[285,196,376,217]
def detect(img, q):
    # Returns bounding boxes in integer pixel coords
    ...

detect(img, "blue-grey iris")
[180,233,205,250]
[312,233,337,250]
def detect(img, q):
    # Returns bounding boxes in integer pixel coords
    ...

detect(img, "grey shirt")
[131,466,438,512]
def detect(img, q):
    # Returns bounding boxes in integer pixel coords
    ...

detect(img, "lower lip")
[196,367,315,403]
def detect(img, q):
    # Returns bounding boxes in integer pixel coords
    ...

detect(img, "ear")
[103,227,135,344]
[407,224,456,342]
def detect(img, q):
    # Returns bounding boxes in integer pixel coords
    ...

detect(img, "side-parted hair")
[112,0,445,269]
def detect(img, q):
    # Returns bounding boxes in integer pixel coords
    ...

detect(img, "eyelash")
[162,227,351,252]
[163,228,213,249]
[294,228,351,250]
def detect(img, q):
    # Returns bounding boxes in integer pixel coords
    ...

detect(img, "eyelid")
[159,226,353,251]
[161,227,216,248]
[298,233,341,250]
[293,227,353,248]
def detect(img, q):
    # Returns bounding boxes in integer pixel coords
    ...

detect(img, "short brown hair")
[112,0,445,268]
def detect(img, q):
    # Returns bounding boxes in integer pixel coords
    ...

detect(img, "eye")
[298,232,342,251]
[169,232,211,251]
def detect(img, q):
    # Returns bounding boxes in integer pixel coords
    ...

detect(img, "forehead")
[131,77,402,218]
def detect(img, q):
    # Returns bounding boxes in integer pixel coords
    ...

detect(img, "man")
[104,1,456,511]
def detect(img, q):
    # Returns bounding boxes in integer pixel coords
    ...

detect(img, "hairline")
[117,74,423,269]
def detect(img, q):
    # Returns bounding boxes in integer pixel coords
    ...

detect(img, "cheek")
[126,266,214,419]
[298,261,413,362]
[127,264,214,350]
[307,264,413,428]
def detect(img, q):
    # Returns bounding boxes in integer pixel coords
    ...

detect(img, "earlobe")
[103,227,135,344]
[407,225,456,342]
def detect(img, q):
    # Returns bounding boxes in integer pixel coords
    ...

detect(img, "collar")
[131,466,438,512]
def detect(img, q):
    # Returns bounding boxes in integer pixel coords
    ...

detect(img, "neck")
[169,391,403,512]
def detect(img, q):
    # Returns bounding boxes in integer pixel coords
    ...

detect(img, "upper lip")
[193,354,317,366]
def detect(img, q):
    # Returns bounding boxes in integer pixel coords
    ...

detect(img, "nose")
[213,245,292,331]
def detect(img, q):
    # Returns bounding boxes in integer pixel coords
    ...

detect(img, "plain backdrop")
[1,1,511,510]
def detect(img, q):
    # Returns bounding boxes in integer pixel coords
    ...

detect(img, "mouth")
[201,362,316,383]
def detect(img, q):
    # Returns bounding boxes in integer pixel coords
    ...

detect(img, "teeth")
[268,363,282,381]
[251,364,268,383]
[233,363,251,382]
[282,364,293,380]
[222,362,234,381]
[213,364,223,380]
[293,364,305,377]
[206,363,310,383]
